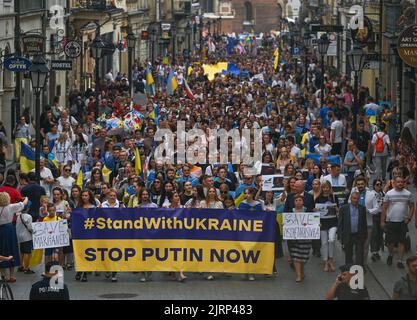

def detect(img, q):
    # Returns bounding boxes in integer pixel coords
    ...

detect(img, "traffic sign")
[397,24,417,68]
[3,57,32,72]
[293,47,300,56]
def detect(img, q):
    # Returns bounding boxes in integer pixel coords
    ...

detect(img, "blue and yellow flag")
[274,47,279,70]
[135,147,142,176]
[148,104,159,126]
[20,142,35,173]
[166,68,178,95]
[146,65,155,96]
[102,165,112,183]
[77,166,86,189]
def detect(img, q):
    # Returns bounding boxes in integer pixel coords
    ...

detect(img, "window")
[201,0,214,13]
[244,1,253,22]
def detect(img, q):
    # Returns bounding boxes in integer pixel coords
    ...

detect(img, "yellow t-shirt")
[43,216,61,222]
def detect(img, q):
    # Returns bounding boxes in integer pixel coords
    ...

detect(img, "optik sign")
[3,57,32,73]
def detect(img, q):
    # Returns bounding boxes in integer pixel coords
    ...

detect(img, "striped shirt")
[384,189,413,222]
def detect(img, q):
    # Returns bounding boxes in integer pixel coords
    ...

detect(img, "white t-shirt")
[56,176,75,195]
[384,188,412,222]
[38,167,54,198]
[321,174,347,187]
[371,132,390,156]
[331,120,344,143]
[290,145,302,160]
[314,144,332,155]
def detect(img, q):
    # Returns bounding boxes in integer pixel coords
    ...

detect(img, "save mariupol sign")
[398,24,417,68]
[32,220,70,249]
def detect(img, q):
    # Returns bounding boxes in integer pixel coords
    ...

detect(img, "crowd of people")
[0,31,416,299]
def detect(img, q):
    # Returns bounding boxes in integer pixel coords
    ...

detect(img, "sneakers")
[387,255,393,266]
[139,277,147,282]
[397,261,405,269]
[81,274,88,282]
[206,275,215,280]
[371,253,380,262]
[248,275,255,281]
[105,272,111,279]
[111,276,118,282]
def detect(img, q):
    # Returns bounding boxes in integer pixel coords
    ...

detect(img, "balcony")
[173,0,192,17]
[71,0,117,11]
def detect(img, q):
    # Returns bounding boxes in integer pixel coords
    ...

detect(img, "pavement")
[8,241,391,300]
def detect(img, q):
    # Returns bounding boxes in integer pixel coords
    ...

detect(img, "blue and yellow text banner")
[72,208,276,274]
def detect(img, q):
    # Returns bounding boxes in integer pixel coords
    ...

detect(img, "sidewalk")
[365,184,417,298]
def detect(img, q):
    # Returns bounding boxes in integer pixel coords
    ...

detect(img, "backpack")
[375,133,385,153]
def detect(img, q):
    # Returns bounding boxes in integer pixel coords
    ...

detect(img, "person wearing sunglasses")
[370,179,385,262]
[56,166,75,196]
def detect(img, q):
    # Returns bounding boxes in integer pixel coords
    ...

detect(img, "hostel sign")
[398,25,417,68]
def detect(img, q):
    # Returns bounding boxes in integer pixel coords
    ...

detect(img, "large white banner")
[32,220,70,250]
[282,212,320,240]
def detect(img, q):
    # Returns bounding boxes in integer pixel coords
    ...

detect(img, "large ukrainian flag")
[20,142,35,173]
[166,68,178,95]
[146,65,155,96]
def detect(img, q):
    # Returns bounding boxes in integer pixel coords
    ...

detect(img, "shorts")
[384,222,408,245]
[63,240,73,254]
[19,240,33,254]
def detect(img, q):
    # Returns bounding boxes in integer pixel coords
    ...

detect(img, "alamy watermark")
[153,122,263,176]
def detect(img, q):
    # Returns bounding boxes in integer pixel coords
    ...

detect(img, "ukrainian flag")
[102,165,112,183]
[148,104,159,126]
[166,68,178,96]
[274,47,279,70]
[135,147,142,176]
[146,65,155,96]
[20,142,35,173]
[77,166,86,189]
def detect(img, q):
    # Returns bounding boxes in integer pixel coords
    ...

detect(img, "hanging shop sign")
[64,41,82,58]
[3,57,32,72]
[350,16,373,47]
[22,34,45,55]
[397,24,417,68]
[51,60,73,71]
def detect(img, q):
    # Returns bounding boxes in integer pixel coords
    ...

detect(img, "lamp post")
[317,33,331,103]
[149,27,156,64]
[126,31,137,96]
[302,32,311,87]
[293,31,301,74]
[347,46,366,135]
[171,24,176,64]
[199,17,204,56]
[29,55,49,183]
[218,17,222,37]
[185,22,192,54]
[90,35,105,114]
[207,20,211,35]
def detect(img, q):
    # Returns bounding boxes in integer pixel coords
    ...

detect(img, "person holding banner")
[315,181,339,272]
[288,195,312,283]
[0,195,28,282]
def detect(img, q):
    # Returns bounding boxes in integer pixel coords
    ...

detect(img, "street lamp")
[348,46,366,135]
[126,31,137,96]
[302,33,311,86]
[171,24,176,64]
[199,17,204,56]
[90,35,105,112]
[185,22,192,54]
[317,33,331,103]
[29,54,49,183]
[207,20,212,35]
[218,17,222,37]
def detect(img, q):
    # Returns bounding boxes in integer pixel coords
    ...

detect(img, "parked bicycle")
[0,256,14,300]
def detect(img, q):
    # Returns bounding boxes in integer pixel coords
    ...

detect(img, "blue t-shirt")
[238,201,263,211]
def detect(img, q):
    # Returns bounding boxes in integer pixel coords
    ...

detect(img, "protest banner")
[315,203,338,219]
[32,220,70,250]
[262,174,284,191]
[282,212,320,240]
[333,186,347,205]
[71,208,276,274]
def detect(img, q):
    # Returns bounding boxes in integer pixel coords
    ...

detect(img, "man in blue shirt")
[343,140,365,189]
[235,175,256,199]
[338,192,368,267]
